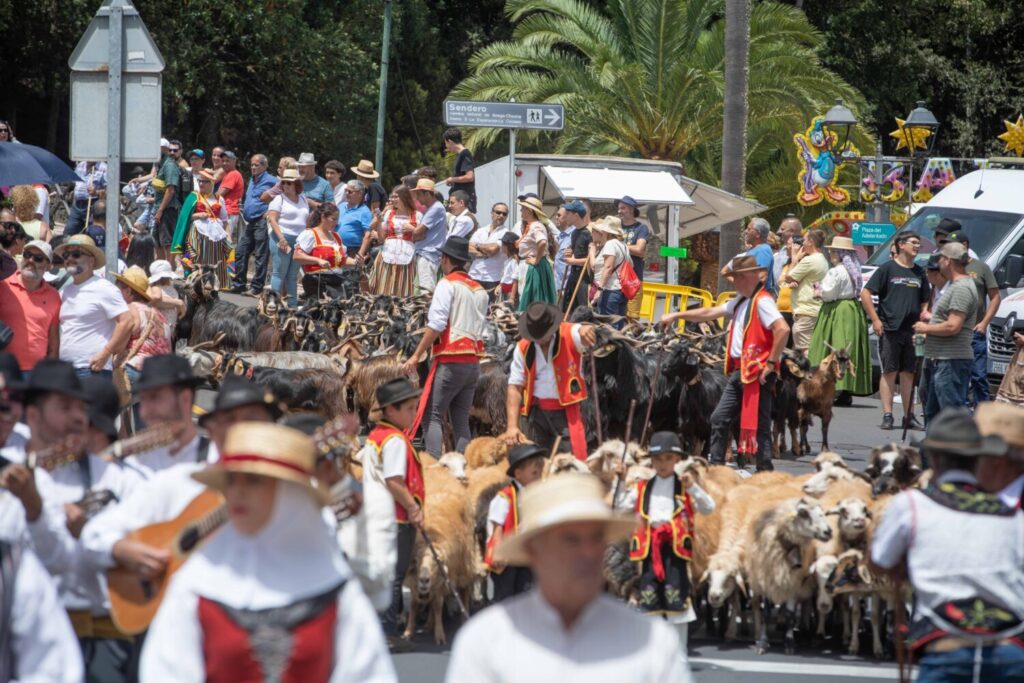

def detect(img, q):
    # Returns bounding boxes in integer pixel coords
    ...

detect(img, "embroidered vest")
[628,477,694,562]
[197,584,342,683]
[386,211,417,241]
[483,484,518,573]
[301,230,345,274]
[724,286,775,384]
[430,271,487,361]
[518,322,588,414]
[367,423,424,523]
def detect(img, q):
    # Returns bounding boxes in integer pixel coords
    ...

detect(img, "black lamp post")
[901,100,941,158]
[823,98,858,156]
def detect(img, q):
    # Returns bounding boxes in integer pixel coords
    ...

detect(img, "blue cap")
[561,199,586,216]
[615,195,640,209]
[517,192,539,201]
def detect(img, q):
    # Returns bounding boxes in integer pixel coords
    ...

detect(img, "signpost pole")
[509,127,517,215]
[666,205,679,285]
[105,1,123,279]
[374,0,392,174]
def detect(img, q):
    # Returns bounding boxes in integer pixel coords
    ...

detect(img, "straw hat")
[494,474,636,566]
[517,195,548,219]
[114,265,151,301]
[414,178,436,193]
[725,254,767,274]
[592,216,624,238]
[192,422,330,505]
[975,402,1024,451]
[55,234,106,269]
[351,159,380,179]
[281,168,302,183]
[830,236,856,251]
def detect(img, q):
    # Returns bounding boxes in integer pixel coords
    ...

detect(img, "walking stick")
[589,352,604,444]
[562,261,591,321]
[418,526,470,622]
[610,400,638,507]
[639,327,669,448]
[901,336,925,442]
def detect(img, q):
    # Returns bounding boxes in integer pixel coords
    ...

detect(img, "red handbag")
[619,258,641,300]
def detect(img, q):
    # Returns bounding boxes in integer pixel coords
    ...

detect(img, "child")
[146,259,185,331]
[484,442,546,602]
[367,377,425,642]
[628,431,715,655]
[499,231,520,305]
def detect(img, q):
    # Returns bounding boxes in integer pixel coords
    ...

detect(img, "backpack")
[177,164,193,200]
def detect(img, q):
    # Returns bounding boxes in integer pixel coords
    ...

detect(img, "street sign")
[660,246,689,259]
[443,99,565,131]
[851,221,896,245]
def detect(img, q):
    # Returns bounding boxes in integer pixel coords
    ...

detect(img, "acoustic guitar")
[107,416,357,635]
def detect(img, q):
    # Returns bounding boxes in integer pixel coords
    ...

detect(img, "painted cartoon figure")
[912,158,956,203]
[794,117,857,207]
[861,162,906,203]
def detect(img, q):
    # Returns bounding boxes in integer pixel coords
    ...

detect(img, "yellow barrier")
[638,283,715,330]
[715,291,737,327]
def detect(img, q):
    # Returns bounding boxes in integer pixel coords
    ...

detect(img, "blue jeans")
[969,330,990,406]
[269,233,300,306]
[916,643,1024,683]
[924,358,972,425]
[598,289,627,329]
[65,199,90,236]
[74,367,113,380]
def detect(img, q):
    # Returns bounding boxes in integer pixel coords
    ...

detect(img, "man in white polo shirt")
[468,202,510,299]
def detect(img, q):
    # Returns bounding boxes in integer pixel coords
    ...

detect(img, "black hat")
[439,236,470,263]
[82,376,120,440]
[500,231,519,246]
[376,377,422,409]
[518,301,562,342]
[933,217,961,236]
[133,354,203,392]
[648,431,686,457]
[926,253,942,271]
[23,359,88,401]
[507,442,547,476]
[281,411,327,436]
[912,407,1007,457]
[0,352,25,394]
[198,375,282,426]
[946,230,969,245]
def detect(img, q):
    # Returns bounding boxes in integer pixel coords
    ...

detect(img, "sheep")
[742,496,833,655]
[437,452,469,484]
[544,453,590,478]
[464,437,508,470]
[801,453,873,497]
[587,439,644,488]
[466,464,512,604]
[796,348,853,453]
[866,443,924,497]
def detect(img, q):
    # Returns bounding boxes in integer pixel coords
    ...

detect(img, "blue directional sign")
[443,99,565,131]
[851,221,896,245]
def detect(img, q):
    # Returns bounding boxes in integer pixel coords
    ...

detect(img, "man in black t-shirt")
[351,159,388,212]
[443,127,476,213]
[862,232,930,431]
[559,200,592,315]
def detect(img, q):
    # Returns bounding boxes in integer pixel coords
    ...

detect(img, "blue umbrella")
[0,143,83,186]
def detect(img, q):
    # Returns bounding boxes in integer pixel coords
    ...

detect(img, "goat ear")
[865,464,879,478]
[857,564,873,584]
[797,506,811,518]
[699,570,709,586]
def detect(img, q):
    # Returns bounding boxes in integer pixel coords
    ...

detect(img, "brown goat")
[796,348,853,454]
[343,353,410,419]
[464,437,508,470]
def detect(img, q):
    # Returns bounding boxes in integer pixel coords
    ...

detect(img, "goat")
[543,453,590,478]
[866,443,924,497]
[773,348,811,457]
[469,360,509,436]
[464,437,508,470]
[796,347,853,454]
[666,341,727,456]
[587,439,644,489]
[343,353,409,423]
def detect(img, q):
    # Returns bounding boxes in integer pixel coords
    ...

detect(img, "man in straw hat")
[402,236,488,459]
[140,422,396,682]
[411,178,448,293]
[662,254,789,471]
[447,474,690,682]
[56,234,133,379]
[871,407,1024,679]
[503,302,598,461]
[350,159,388,212]
[975,401,1024,508]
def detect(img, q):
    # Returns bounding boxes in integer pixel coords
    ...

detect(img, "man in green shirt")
[914,242,979,425]
[784,229,828,352]
[153,139,182,263]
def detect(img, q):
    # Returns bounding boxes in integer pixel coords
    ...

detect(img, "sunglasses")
[169,149,181,154]
[0,129,9,134]
[64,250,86,259]
[0,403,12,415]
[24,252,48,263]
[493,210,508,216]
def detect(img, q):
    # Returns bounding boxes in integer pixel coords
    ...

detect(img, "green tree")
[720,0,750,287]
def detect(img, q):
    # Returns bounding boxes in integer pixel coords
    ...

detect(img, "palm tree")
[451,0,869,210]
[719,0,750,289]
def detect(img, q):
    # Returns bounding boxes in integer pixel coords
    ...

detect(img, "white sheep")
[802,453,872,497]
[437,452,469,483]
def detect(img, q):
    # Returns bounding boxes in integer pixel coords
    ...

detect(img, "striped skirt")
[187,226,231,290]
[368,251,415,298]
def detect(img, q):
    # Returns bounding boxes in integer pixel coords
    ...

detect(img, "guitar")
[106,417,358,634]
[13,422,188,475]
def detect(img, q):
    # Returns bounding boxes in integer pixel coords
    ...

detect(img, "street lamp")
[901,100,940,158]
[823,98,858,156]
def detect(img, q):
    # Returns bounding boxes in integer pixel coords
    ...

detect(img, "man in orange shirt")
[0,240,60,374]
[215,150,244,240]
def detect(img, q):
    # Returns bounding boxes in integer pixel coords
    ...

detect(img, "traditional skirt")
[517,256,557,312]
[808,298,873,395]
[368,251,415,298]
[996,346,1024,405]
[187,225,231,290]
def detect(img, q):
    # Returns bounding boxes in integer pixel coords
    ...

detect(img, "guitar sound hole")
[179,526,200,552]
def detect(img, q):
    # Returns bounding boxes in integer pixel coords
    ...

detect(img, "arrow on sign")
[544,109,561,127]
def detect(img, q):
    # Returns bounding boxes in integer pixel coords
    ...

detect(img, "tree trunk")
[718,0,751,293]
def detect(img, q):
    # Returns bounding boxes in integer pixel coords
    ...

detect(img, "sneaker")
[228,284,247,294]
[881,414,895,430]
[903,414,925,431]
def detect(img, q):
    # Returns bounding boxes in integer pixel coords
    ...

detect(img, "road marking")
[691,658,901,679]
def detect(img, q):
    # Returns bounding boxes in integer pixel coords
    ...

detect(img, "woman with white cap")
[588,217,631,325]
[808,235,872,399]
[140,422,396,682]
[515,196,557,311]
[145,259,185,331]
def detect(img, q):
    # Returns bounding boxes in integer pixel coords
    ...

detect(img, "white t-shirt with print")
[597,240,629,291]
[468,224,509,283]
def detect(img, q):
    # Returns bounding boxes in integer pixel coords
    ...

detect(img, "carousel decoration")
[997,114,1024,157]
[912,158,956,203]
[860,161,906,203]
[890,117,932,152]
[794,115,859,207]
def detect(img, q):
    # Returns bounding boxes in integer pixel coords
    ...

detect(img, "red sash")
[724,286,774,454]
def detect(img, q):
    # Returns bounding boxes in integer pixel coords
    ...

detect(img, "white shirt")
[469,223,509,283]
[380,436,408,480]
[449,209,475,239]
[487,481,521,532]
[59,275,129,370]
[724,294,783,359]
[34,186,49,223]
[446,589,689,683]
[596,240,629,291]
[126,433,214,479]
[648,476,677,524]
[820,265,856,302]
[268,193,310,237]
[509,324,585,400]
[8,547,85,683]
[501,258,518,286]
[998,473,1024,509]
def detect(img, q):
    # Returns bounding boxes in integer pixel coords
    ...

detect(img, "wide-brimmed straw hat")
[414,178,436,193]
[911,407,1007,457]
[351,159,380,179]
[517,196,548,219]
[592,216,624,238]
[281,169,302,183]
[55,234,105,269]
[494,474,636,565]
[829,236,856,251]
[975,402,1024,452]
[114,265,151,301]
[192,422,329,505]
[518,301,562,342]
[726,254,767,274]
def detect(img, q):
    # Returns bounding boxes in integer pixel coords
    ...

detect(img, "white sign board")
[443,99,564,131]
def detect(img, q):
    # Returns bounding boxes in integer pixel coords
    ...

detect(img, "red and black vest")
[483,483,518,574]
[301,229,346,274]
[628,476,694,562]
[430,271,487,362]
[367,422,424,523]
[724,286,775,384]
[517,322,587,414]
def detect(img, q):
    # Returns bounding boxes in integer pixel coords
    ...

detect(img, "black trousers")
[81,636,134,683]
[233,215,269,291]
[491,566,533,603]
[708,370,775,470]
[638,540,691,614]
[526,406,570,454]
[383,523,417,636]
[300,272,350,301]
[562,268,590,316]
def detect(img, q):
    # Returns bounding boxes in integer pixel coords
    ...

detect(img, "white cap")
[148,259,174,283]
[160,137,170,148]
[23,240,53,261]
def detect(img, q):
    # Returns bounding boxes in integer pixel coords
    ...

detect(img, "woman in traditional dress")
[172,170,231,288]
[808,235,873,399]
[139,422,397,682]
[515,196,557,311]
[369,185,420,298]
[996,332,1024,405]
[292,202,363,301]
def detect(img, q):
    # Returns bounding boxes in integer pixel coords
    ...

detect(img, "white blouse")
[820,265,856,302]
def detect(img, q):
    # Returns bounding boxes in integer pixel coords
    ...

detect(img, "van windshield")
[865,207,1023,266]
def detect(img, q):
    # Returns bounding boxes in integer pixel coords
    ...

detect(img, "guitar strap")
[197,436,211,464]
[77,453,92,489]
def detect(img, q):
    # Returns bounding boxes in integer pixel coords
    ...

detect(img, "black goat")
[773,348,811,458]
[671,344,727,456]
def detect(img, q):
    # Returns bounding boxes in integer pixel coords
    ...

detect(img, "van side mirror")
[1001,254,1024,289]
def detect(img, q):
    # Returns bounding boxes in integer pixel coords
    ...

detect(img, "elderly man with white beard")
[0,240,61,376]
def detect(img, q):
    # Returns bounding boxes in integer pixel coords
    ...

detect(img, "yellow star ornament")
[890,118,931,152]
[998,115,1024,157]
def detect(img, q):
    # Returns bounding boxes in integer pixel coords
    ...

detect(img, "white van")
[861,167,1024,393]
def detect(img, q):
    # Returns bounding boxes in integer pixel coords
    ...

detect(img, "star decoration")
[998,114,1024,157]
[890,118,931,152]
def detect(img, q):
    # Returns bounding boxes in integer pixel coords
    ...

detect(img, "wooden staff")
[562,259,591,322]
[639,329,668,448]
[610,399,637,506]
[590,352,603,444]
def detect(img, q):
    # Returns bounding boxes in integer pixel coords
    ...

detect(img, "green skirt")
[808,298,873,395]
[518,256,557,312]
